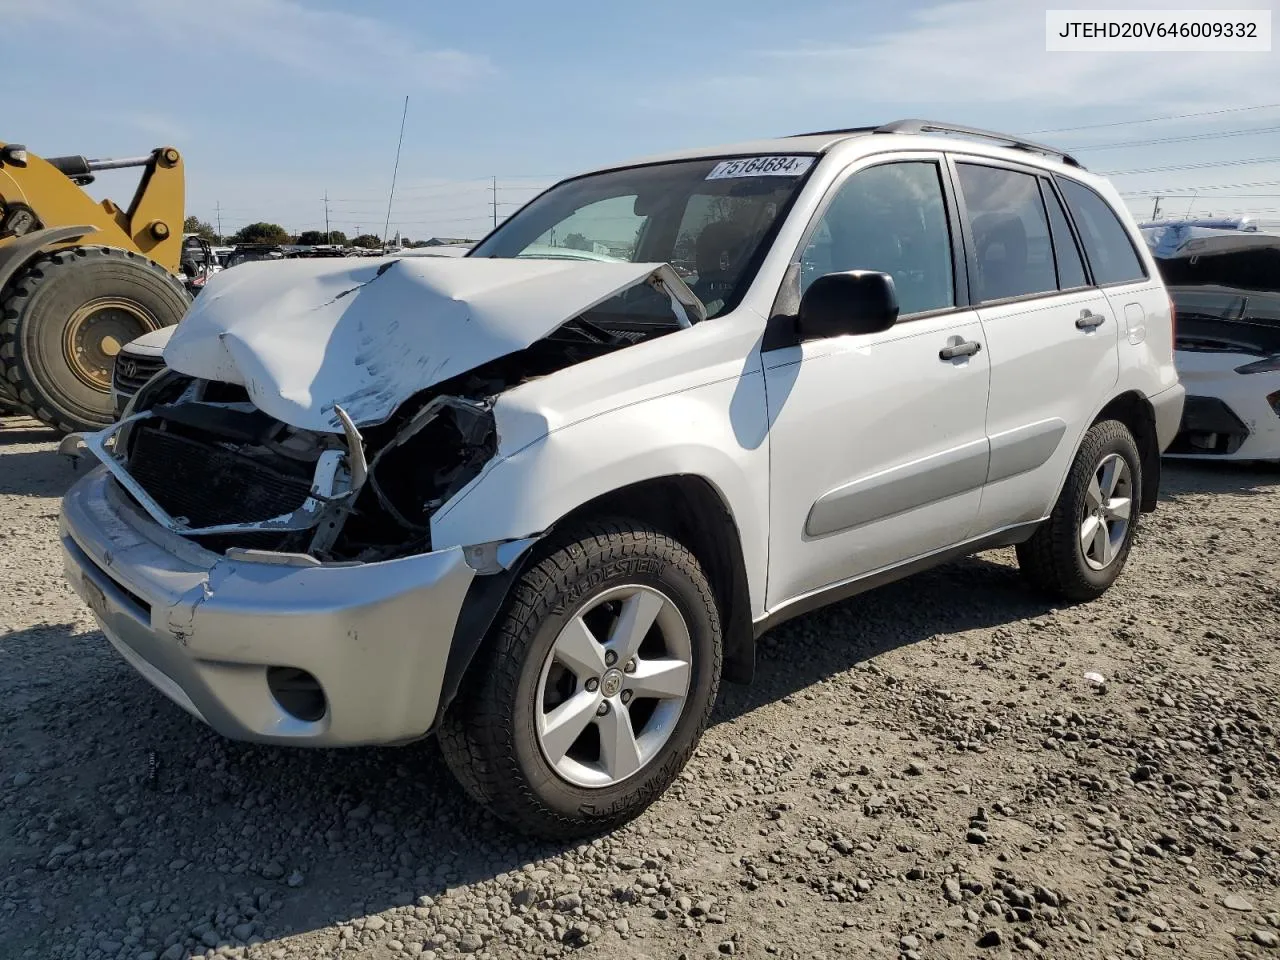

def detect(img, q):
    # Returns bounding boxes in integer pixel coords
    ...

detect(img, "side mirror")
[797,270,899,340]
[0,144,28,168]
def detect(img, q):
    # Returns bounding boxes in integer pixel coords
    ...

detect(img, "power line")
[1072,124,1280,152]
[1121,177,1280,196]
[1028,102,1280,135]
[1100,155,1280,176]
[1132,193,1280,199]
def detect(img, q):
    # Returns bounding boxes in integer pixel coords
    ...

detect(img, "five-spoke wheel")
[536,585,692,788]
[439,521,722,838]
[1017,419,1143,601]
[1080,453,1133,571]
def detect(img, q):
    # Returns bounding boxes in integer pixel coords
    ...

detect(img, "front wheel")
[438,519,722,838]
[1016,419,1142,602]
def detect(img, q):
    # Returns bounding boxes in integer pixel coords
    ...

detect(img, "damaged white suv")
[60,120,1184,837]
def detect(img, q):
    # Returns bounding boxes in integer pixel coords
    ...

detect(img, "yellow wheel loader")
[0,141,191,432]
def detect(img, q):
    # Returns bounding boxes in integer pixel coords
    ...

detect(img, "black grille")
[112,353,167,399]
[127,425,313,528]
[1167,395,1251,456]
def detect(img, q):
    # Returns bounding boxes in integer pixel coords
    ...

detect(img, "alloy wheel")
[535,584,692,788]
[1080,453,1133,571]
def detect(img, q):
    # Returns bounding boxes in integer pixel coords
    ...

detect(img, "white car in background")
[1144,224,1280,462]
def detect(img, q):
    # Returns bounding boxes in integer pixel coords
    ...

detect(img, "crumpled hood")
[163,256,697,432]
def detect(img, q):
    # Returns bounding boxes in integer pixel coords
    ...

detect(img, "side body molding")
[986,418,1068,484]
[803,417,1067,540]
[804,439,989,538]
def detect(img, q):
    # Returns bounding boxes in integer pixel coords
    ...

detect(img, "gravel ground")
[2,413,1279,960]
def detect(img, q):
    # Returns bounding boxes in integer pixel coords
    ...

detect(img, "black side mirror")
[797,270,899,341]
[0,144,28,168]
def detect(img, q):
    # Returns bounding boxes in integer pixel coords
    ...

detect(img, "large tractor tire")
[0,380,24,416]
[0,246,189,433]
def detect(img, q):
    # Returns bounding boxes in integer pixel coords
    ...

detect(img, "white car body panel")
[162,256,698,432]
[432,307,772,614]
[762,309,990,606]
[974,287,1119,530]
[120,326,173,357]
[1171,350,1280,461]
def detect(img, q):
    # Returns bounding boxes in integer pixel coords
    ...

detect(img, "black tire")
[1017,419,1143,602]
[0,246,189,433]
[438,519,723,839]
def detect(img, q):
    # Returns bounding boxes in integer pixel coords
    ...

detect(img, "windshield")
[470,155,816,317]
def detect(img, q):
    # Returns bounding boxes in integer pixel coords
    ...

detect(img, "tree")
[230,222,291,245]
[295,229,348,246]
[563,232,590,251]
[351,233,383,249]
[183,216,217,242]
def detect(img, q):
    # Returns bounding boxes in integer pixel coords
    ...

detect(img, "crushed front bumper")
[60,468,476,746]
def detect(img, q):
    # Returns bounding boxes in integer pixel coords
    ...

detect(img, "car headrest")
[696,219,753,278]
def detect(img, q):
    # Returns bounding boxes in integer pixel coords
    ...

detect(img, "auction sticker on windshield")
[706,156,815,180]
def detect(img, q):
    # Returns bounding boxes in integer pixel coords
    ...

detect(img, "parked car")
[1143,225,1280,461]
[60,120,1182,838]
[224,244,285,268]
[178,234,221,296]
[397,243,472,257]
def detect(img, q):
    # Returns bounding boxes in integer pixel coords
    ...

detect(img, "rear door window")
[1056,178,1147,285]
[1040,182,1087,290]
[955,163,1057,302]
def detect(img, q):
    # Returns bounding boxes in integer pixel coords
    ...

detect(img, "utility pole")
[1150,196,1163,220]
[215,201,222,244]
[492,176,498,228]
[324,190,331,245]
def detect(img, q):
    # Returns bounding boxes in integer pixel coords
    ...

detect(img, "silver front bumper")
[60,468,476,746]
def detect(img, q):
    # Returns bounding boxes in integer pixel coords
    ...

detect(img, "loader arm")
[0,143,183,273]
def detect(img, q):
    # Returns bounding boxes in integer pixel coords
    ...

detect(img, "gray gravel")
[2,412,1279,960]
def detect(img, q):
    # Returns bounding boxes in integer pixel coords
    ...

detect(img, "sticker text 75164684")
[705,156,816,180]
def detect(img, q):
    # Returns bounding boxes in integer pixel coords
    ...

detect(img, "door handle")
[939,339,982,360]
[1076,310,1106,330]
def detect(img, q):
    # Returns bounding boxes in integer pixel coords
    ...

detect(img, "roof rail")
[875,119,1083,168]
[786,119,1083,168]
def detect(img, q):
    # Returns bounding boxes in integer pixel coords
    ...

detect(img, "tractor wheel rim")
[62,297,162,391]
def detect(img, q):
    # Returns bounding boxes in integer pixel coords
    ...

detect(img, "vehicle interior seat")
[972,212,1028,301]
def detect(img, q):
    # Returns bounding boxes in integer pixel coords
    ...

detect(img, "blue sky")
[2,0,1277,240]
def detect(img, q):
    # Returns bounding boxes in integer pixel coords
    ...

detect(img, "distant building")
[419,236,477,247]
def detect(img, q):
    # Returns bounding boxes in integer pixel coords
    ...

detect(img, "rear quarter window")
[1056,178,1147,286]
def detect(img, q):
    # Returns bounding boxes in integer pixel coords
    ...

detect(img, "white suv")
[59,120,1184,837]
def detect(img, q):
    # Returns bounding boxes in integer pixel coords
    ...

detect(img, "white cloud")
[654,0,1277,114]
[0,0,494,91]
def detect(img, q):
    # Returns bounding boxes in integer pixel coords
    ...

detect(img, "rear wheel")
[1016,419,1142,602]
[438,519,722,838]
[0,246,189,433]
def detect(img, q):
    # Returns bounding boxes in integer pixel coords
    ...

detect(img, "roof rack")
[787,119,1083,169]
